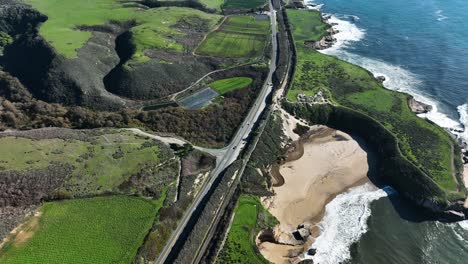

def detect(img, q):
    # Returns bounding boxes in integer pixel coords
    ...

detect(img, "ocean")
[301,0,468,263]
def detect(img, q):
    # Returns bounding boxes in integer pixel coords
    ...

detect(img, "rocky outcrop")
[304,20,338,50]
[376,75,386,83]
[305,34,336,50]
[408,97,433,114]
[296,88,331,105]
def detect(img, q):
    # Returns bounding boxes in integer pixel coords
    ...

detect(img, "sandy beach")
[259,126,371,263]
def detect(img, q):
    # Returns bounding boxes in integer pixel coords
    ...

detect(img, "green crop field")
[25,0,221,61]
[286,9,459,192]
[196,15,270,58]
[0,130,173,195]
[0,196,162,264]
[217,195,277,264]
[209,77,253,94]
[223,0,266,9]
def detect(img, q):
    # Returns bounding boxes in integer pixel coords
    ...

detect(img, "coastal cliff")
[283,8,467,218]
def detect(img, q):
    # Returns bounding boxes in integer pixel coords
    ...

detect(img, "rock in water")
[408,97,433,114]
[376,75,386,83]
[308,248,317,256]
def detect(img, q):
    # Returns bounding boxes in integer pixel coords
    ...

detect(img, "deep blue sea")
[300,1,468,263]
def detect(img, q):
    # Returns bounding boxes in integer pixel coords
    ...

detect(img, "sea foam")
[305,0,323,11]
[304,184,390,264]
[320,15,365,52]
[458,220,468,231]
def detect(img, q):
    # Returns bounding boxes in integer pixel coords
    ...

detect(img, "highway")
[155,1,278,263]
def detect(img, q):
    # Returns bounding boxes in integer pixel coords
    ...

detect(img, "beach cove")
[257,118,379,263]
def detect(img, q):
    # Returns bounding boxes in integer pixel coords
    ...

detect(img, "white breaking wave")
[452,223,468,242]
[321,15,365,52]
[320,15,468,149]
[454,104,468,149]
[304,184,390,264]
[458,220,468,231]
[436,9,448,21]
[305,0,323,11]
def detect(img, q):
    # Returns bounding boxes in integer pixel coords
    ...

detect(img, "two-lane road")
[155,1,278,263]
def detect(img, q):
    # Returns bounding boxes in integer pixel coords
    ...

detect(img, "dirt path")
[0,211,42,250]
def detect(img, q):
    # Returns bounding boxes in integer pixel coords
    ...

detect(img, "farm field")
[0,196,161,264]
[195,15,270,58]
[223,0,266,10]
[24,0,221,61]
[0,130,174,196]
[286,9,459,193]
[217,195,277,264]
[209,77,253,94]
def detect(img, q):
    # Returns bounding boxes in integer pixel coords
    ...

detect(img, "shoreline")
[315,7,468,160]
[258,124,373,263]
[255,7,468,263]
[313,6,468,199]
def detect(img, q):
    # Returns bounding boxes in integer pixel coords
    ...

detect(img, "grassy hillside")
[0,130,174,196]
[196,15,270,58]
[209,77,253,94]
[217,195,277,264]
[25,0,221,61]
[0,196,161,264]
[286,10,460,195]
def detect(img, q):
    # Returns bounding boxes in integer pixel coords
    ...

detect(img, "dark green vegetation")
[214,115,285,263]
[0,196,160,264]
[196,15,270,58]
[285,9,463,203]
[137,65,268,147]
[217,195,277,264]
[223,0,267,10]
[0,64,266,147]
[209,77,253,94]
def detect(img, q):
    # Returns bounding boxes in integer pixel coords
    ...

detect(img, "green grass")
[217,195,277,264]
[196,15,270,58]
[0,196,162,264]
[286,9,329,42]
[199,0,225,11]
[286,9,458,191]
[209,77,253,94]
[25,0,221,60]
[0,130,173,194]
[223,0,266,9]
